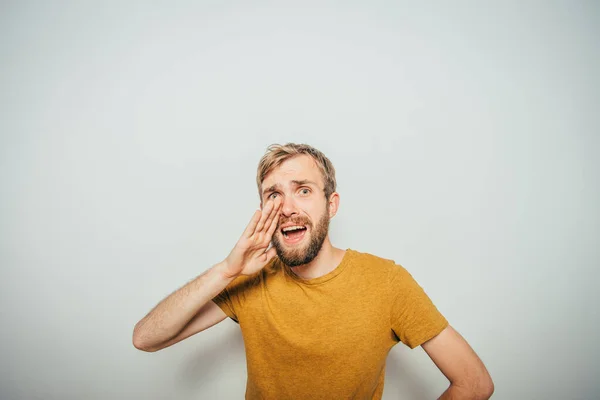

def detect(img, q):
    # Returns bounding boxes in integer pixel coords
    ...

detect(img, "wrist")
[215,258,239,280]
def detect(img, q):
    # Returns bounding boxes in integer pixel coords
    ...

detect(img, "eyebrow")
[262,179,319,197]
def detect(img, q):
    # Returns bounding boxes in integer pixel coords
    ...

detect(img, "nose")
[280,194,299,218]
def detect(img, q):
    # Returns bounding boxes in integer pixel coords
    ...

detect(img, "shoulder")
[348,248,405,278]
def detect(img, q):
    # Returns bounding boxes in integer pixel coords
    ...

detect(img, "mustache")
[278,218,311,228]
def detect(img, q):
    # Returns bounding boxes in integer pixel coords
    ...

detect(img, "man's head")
[257,143,339,267]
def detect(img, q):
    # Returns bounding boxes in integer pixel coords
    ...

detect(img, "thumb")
[264,246,278,264]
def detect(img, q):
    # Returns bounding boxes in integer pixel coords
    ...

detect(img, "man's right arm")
[132,261,234,352]
[132,197,282,353]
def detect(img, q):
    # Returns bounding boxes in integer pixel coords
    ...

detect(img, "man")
[133,143,494,399]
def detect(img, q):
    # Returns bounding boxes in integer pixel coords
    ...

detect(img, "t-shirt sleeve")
[211,274,257,324]
[212,284,239,323]
[389,264,449,349]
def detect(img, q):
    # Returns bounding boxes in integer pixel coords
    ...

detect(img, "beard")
[271,207,330,268]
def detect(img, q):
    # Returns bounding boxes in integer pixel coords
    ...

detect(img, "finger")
[262,198,281,232]
[254,200,274,234]
[243,209,262,238]
[265,207,281,241]
[261,198,281,235]
[264,246,277,264]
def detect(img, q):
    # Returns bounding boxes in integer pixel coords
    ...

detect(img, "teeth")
[282,225,305,232]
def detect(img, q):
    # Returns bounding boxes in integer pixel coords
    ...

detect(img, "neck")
[288,236,345,280]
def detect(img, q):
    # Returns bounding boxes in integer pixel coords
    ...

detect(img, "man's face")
[261,155,334,267]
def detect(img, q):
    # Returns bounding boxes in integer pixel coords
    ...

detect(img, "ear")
[328,192,340,218]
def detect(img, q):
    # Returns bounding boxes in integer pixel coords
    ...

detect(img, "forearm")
[133,261,235,348]
[438,383,493,400]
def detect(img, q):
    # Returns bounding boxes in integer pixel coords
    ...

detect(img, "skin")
[259,154,345,279]
[134,153,494,399]
[423,326,495,399]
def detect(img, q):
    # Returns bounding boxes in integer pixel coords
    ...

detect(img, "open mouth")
[281,225,308,244]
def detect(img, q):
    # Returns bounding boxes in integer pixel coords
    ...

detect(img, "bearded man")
[133,143,494,400]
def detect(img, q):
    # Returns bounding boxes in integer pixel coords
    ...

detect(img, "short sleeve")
[211,273,260,324]
[212,284,239,323]
[389,264,449,349]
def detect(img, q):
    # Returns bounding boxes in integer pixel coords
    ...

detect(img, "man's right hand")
[133,198,283,352]
[223,198,283,278]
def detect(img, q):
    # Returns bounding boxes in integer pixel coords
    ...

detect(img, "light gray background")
[1,1,598,399]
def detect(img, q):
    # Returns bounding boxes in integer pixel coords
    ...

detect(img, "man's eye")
[300,188,310,195]
[269,193,279,199]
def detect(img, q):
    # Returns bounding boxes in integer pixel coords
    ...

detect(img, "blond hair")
[256,143,337,201]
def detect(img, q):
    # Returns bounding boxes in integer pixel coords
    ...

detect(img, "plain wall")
[1,1,598,399]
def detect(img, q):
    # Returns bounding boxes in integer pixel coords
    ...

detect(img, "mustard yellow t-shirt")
[212,248,448,400]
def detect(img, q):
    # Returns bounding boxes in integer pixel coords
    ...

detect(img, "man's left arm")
[421,325,494,400]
